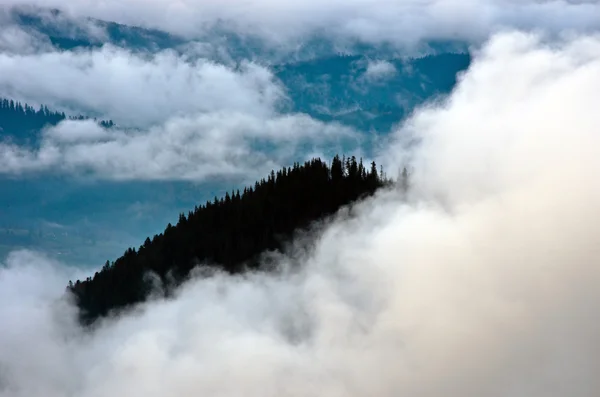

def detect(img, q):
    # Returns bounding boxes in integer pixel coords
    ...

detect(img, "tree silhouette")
[68,155,396,325]
[0,97,114,144]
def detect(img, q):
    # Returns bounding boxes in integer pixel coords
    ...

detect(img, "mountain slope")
[68,156,397,324]
[0,97,114,144]
[276,52,471,132]
[9,6,185,51]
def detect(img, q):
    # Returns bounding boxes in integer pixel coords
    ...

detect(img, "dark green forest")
[69,155,399,325]
[0,98,114,143]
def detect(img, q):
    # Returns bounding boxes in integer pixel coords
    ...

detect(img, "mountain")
[8,6,186,51]
[0,98,65,143]
[276,52,471,132]
[0,97,114,144]
[68,156,398,324]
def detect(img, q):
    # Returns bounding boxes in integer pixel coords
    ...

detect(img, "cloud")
[0,45,285,128]
[42,119,112,143]
[0,5,109,54]
[362,60,397,82]
[1,30,600,397]
[0,24,342,183]
[0,114,359,181]
[0,24,52,55]
[3,0,600,47]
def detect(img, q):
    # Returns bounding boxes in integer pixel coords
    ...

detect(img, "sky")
[2,29,600,396]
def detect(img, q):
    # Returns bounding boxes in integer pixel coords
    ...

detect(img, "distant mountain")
[0,97,114,144]
[0,98,64,142]
[8,6,186,51]
[275,52,471,132]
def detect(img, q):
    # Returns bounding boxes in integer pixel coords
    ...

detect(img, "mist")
[2,30,600,397]
[0,114,358,181]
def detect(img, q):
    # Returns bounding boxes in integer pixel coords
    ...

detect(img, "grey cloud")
[1,30,600,397]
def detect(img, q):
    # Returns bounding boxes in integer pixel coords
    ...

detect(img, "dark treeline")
[0,98,115,143]
[69,155,397,325]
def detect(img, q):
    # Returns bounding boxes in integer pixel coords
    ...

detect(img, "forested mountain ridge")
[0,97,115,144]
[68,155,398,325]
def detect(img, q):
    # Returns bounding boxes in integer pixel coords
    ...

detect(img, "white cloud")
[3,0,600,47]
[1,30,600,397]
[362,60,396,82]
[43,119,112,143]
[0,114,359,181]
[380,30,600,199]
[0,45,286,127]
[0,33,363,182]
